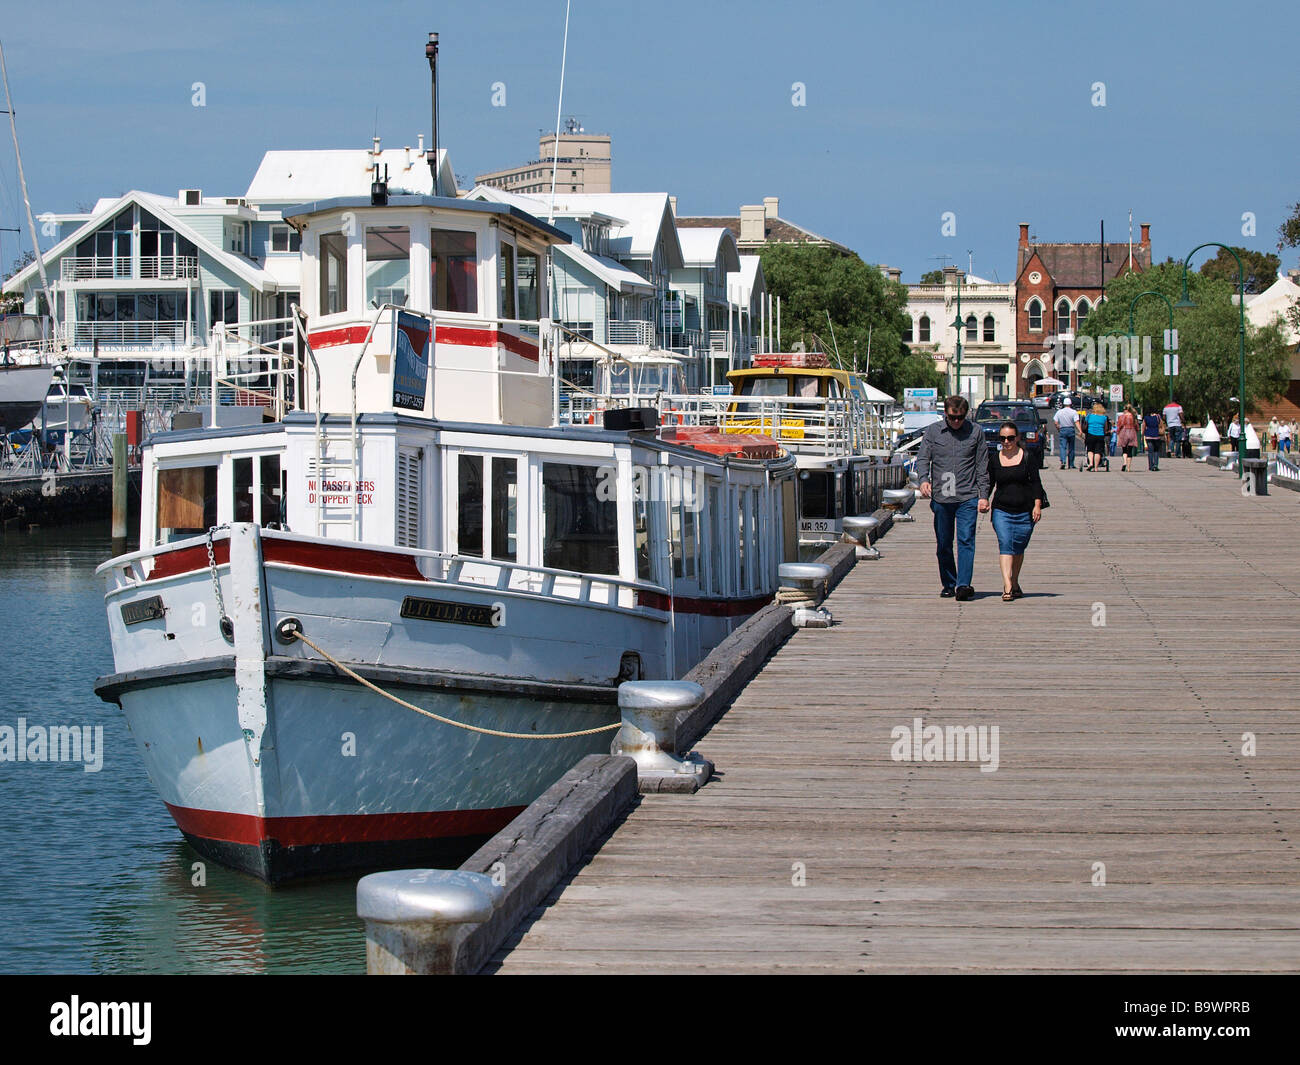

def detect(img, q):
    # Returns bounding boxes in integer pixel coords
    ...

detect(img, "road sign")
[1109,384,1123,403]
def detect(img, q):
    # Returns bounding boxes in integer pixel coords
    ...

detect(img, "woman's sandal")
[1002,591,1014,601]
[1011,583,1024,599]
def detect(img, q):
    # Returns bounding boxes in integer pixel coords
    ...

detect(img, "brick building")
[1014,222,1150,397]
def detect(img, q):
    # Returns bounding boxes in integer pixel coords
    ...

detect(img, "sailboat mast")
[0,40,56,337]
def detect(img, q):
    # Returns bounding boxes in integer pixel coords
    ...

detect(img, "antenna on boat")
[0,39,54,336]
[425,32,439,191]
[824,310,844,370]
[547,0,572,223]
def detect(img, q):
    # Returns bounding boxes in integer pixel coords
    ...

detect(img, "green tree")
[757,244,943,398]
[1198,245,1278,293]
[919,269,945,285]
[1276,203,1300,334]
[1076,262,1289,427]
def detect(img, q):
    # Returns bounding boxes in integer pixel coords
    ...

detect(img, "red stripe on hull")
[262,537,427,581]
[307,323,538,360]
[149,540,228,580]
[164,802,525,847]
[635,589,773,617]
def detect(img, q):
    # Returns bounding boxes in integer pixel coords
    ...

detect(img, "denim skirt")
[990,508,1034,555]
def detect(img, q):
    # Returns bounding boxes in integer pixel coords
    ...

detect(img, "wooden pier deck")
[488,459,1300,973]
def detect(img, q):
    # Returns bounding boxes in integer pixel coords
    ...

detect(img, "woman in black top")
[987,420,1045,601]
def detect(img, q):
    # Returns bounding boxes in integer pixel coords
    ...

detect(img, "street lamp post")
[949,270,963,400]
[1177,244,1248,470]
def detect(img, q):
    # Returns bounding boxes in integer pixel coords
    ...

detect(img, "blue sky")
[1,0,1296,282]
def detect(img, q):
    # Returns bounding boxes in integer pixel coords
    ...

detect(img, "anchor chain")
[206,525,234,642]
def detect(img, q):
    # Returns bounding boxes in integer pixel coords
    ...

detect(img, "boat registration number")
[799,519,834,534]
[400,596,501,628]
[121,596,166,626]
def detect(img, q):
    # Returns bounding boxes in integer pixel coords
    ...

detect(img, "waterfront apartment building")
[1015,221,1150,397]
[905,266,1016,406]
[475,120,611,195]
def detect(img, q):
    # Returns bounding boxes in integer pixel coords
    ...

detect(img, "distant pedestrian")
[1163,400,1185,458]
[1268,417,1281,454]
[1116,404,1140,471]
[987,420,1046,601]
[1284,420,1296,455]
[915,394,990,601]
[1143,408,1163,470]
[1084,402,1109,472]
[1054,398,1079,470]
[1228,414,1241,453]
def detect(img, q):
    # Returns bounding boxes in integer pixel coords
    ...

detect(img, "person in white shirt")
[1163,401,1185,458]
[1053,399,1080,470]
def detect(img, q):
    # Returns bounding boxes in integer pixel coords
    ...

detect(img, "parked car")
[974,400,1046,467]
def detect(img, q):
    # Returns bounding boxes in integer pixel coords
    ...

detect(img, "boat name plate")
[400,595,498,628]
[121,596,166,626]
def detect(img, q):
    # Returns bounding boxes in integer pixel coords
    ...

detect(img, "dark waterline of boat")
[0,523,365,974]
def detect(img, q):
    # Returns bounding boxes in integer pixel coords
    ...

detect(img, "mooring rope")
[284,624,623,740]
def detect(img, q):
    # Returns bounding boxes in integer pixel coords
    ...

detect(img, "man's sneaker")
[940,587,956,598]
[954,585,974,601]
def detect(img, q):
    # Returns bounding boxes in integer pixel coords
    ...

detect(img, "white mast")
[0,39,56,339]
[547,0,572,223]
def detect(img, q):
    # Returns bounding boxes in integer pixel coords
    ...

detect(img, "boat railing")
[210,318,299,424]
[656,393,892,456]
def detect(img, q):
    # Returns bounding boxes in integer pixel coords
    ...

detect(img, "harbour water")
[0,524,364,974]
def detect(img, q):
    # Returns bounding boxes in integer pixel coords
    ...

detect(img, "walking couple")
[915,395,1046,602]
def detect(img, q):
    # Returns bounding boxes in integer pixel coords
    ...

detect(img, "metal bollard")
[778,561,834,627]
[357,869,503,975]
[842,515,881,560]
[614,680,712,792]
[882,487,917,522]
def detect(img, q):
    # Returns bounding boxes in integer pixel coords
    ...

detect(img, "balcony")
[61,256,199,281]
[606,319,655,346]
[72,320,192,347]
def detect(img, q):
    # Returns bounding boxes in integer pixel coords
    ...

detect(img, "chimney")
[740,204,766,244]
[418,133,425,154]
[1139,223,1150,246]
[372,135,382,160]
[763,196,779,219]
[1019,223,1029,248]
[669,196,677,217]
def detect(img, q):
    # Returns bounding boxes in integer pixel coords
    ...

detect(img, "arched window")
[1028,299,1043,331]
[983,314,995,341]
[965,314,977,341]
[1076,298,1090,330]
[1056,298,1071,334]
[902,318,913,342]
[918,315,931,342]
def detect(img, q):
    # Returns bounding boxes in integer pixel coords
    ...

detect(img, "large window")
[1056,298,1071,334]
[156,464,218,544]
[365,226,411,308]
[542,463,618,575]
[319,232,348,315]
[517,250,540,320]
[902,319,913,342]
[1076,298,1090,330]
[983,314,995,341]
[270,224,301,253]
[498,242,516,319]
[209,290,238,327]
[1028,298,1043,331]
[431,229,478,314]
[918,315,931,342]
[456,454,517,561]
[965,314,978,342]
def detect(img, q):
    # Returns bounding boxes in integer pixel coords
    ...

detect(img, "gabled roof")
[2,190,276,294]
[555,244,655,294]
[246,148,455,203]
[1018,242,1148,289]
[728,255,764,305]
[676,226,740,270]
[676,213,850,255]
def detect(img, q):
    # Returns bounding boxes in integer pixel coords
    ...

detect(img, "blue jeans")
[932,497,978,590]
[1146,438,1160,469]
[1058,428,1076,468]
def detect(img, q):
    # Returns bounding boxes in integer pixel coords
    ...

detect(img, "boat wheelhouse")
[94,159,798,882]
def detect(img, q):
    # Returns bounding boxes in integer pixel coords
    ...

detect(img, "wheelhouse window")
[983,314,995,341]
[365,226,411,308]
[156,464,218,544]
[542,463,618,576]
[1056,298,1071,334]
[1028,299,1043,331]
[430,229,478,314]
[517,250,540,320]
[319,232,349,315]
[918,315,931,342]
[498,242,516,319]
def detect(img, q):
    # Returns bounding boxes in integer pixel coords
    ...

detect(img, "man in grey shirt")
[914,395,990,600]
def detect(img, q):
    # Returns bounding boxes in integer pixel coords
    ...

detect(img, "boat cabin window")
[738,377,789,398]
[431,229,478,314]
[542,463,618,576]
[365,226,411,307]
[231,453,284,527]
[456,454,517,562]
[319,232,349,315]
[801,471,833,519]
[795,376,821,398]
[670,471,699,581]
[498,242,516,319]
[518,250,541,320]
[633,496,651,581]
[156,464,218,544]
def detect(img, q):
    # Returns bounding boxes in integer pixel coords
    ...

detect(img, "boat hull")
[0,364,55,431]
